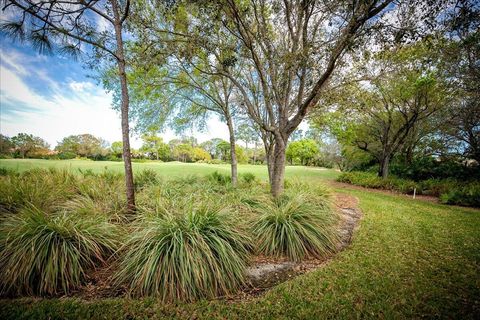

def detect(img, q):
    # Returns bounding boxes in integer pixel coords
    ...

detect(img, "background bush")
[337,171,479,207]
[207,171,231,185]
[439,182,480,207]
[0,168,77,213]
[240,172,256,184]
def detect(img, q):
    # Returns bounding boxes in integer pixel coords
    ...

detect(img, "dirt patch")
[69,266,125,299]
[238,193,362,298]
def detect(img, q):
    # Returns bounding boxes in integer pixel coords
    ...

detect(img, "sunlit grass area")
[0,162,478,319]
[0,159,340,182]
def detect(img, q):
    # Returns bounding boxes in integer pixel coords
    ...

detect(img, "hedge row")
[337,171,480,207]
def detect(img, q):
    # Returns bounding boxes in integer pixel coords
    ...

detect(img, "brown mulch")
[68,266,125,300]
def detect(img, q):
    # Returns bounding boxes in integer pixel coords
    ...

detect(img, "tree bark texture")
[226,113,238,186]
[112,0,135,213]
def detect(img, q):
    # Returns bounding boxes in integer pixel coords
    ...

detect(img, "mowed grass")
[0,159,340,182]
[0,161,479,319]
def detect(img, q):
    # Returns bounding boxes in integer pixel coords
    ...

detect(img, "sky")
[0,36,231,149]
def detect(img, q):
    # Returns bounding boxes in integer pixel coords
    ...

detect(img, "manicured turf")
[1,160,479,319]
[0,159,340,182]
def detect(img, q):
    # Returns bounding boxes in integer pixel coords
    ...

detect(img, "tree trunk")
[226,113,238,186]
[265,145,274,184]
[253,141,257,164]
[404,144,413,166]
[270,136,287,198]
[378,154,391,179]
[261,131,275,183]
[112,1,135,213]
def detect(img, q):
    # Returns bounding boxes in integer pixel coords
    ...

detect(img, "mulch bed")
[34,193,364,301]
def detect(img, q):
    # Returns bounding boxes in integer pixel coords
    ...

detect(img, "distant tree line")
[0,132,278,164]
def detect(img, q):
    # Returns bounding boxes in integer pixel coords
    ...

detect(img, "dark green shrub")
[207,171,231,185]
[115,205,251,301]
[241,172,256,184]
[439,183,480,207]
[0,167,15,176]
[0,206,119,296]
[419,179,457,197]
[134,169,159,190]
[57,152,76,160]
[338,171,479,207]
[391,157,480,181]
[106,155,122,162]
[337,171,384,188]
[338,172,418,193]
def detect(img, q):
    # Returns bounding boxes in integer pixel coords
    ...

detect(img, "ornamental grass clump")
[0,206,119,296]
[251,191,338,262]
[115,204,252,301]
[134,169,160,191]
[0,168,77,213]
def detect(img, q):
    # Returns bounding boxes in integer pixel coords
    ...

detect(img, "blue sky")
[0,35,232,149]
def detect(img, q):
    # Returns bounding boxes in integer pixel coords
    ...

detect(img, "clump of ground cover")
[0,206,119,296]
[114,202,252,301]
[0,167,336,300]
[0,168,77,213]
[0,168,126,296]
[250,181,338,261]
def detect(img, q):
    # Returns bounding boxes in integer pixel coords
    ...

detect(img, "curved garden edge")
[72,189,364,302]
[233,192,363,300]
[0,191,364,304]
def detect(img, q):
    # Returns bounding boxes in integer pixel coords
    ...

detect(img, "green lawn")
[0,159,340,182]
[1,160,479,319]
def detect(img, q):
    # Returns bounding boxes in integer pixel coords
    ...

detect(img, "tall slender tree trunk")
[266,150,274,183]
[112,1,135,213]
[270,136,287,198]
[379,154,391,179]
[262,135,275,184]
[253,141,257,164]
[226,113,238,186]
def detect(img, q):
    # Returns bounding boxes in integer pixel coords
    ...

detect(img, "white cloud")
[69,80,95,92]
[0,48,234,149]
[96,16,112,32]
[0,49,126,148]
[0,67,50,110]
